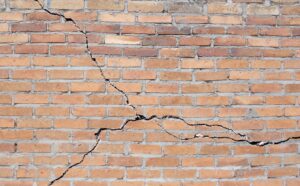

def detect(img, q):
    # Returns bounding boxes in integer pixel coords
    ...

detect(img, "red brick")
[179,37,211,46]
[143,36,177,46]
[11,23,46,32]
[157,26,191,35]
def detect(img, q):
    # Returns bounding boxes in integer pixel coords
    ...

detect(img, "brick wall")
[0,0,300,185]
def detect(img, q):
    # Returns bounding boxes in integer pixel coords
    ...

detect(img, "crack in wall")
[30,1,300,185]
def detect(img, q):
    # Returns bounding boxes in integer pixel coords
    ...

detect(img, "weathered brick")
[50,0,84,9]
[208,3,242,14]
[128,1,163,13]
[88,0,125,10]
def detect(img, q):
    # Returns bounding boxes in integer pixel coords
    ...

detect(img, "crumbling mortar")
[31,1,300,185]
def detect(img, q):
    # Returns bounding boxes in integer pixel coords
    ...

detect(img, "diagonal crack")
[31,1,300,185]
[49,114,300,185]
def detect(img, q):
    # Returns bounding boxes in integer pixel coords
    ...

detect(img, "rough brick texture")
[0,0,300,185]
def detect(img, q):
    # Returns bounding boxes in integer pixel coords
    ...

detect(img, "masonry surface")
[0,0,300,185]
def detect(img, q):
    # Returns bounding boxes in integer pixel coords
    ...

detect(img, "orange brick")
[267,120,297,129]
[208,3,242,14]
[72,107,105,117]
[0,119,14,128]
[215,37,245,46]
[10,0,42,9]
[182,84,214,93]
[65,11,97,21]
[0,107,32,116]
[88,95,123,105]
[11,23,46,32]
[0,34,28,43]
[182,108,215,118]
[164,170,196,179]
[100,13,135,22]
[175,16,208,24]
[248,38,279,47]
[51,45,86,55]
[50,0,84,9]
[15,45,48,54]
[285,107,300,116]
[0,95,11,104]
[90,169,124,178]
[217,59,248,69]
[107,82,141,93]
[233,96,263,105]
[210,16,242,24]
[217,157,248,167]
[108,157,142,167]
[160,48,194,58]
[286,84,300,92]
[123,70,156,80]
[218,108,248,117]
[12,70,46,80]
[122,25,155,34]
[108,107,136,117]
[197,96,229,105]
[18,143,51,153]
[247,5,279,15]
[268,167,298,178]
[33,57,67,66]
[179,37,211,46]
[130,144,161,155]
[200,170,234,179]
[251,84,282,93]
[109,131,143,142]
[182,157,214,167]
[52,95,85,104]
[200,145,230,155]
[164,145,197,155]
[234,146,265,155]
[218,84,249,92]
[247,16,276,25]
[127,169,160,179]
[36,107,69,116]
[70,82,105,92]
[144,58,178,69]
[146,158,179,167]
[195,72,228,81]
[17,119,51,128]
[88,0,125,10]
[31,34,65,43]
[35,82,68,92]
[229,71,261,80]
[160,72,192,81]
[14,94,48,104]
[0,12,23,21]
[128,1,163,13]
[26,12,60,21]
[266,96,296,105]
[138,15,172,23]
[0,167,13,177]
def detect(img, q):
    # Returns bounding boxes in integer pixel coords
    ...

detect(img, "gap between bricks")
[30,0,300,185]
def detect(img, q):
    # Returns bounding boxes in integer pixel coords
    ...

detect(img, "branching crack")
[32,1,300,185]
